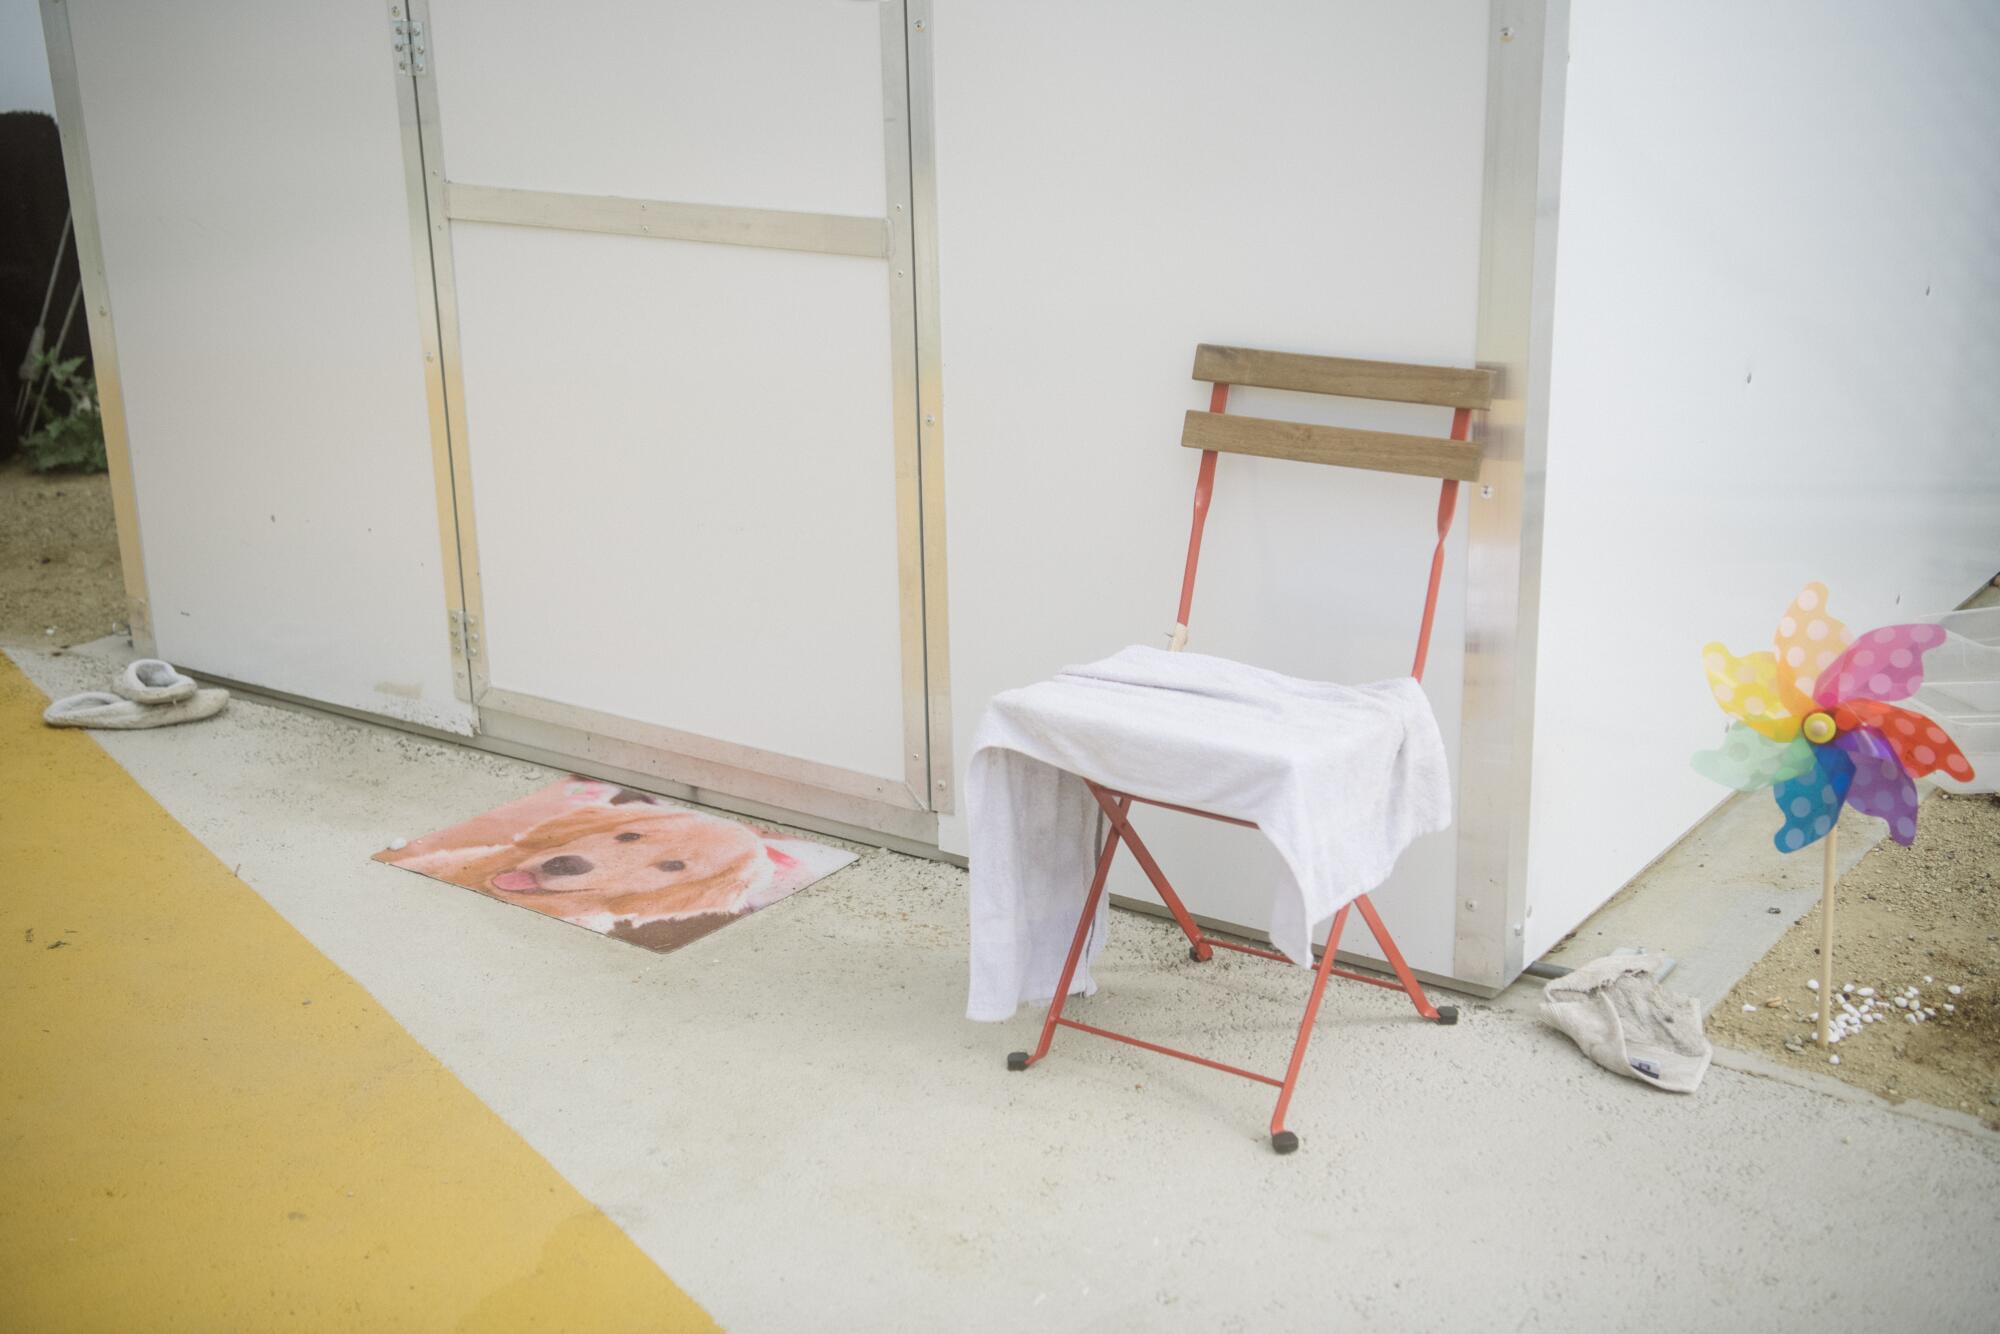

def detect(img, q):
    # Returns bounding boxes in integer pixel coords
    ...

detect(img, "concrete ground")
[9,638,2000,1332]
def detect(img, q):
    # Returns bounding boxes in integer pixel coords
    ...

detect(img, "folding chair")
[1003,343,1493,1154]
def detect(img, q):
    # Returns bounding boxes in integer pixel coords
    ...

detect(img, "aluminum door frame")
[38,0,153,654]
[392,0,952,843]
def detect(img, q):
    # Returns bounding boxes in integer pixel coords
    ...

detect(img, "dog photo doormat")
[376,778,858,953]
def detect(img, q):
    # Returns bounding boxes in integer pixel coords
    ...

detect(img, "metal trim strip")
[1454,0,1571,989]
[442,181,891,260]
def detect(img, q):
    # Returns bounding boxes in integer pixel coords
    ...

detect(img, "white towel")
[966,645,1452,1021]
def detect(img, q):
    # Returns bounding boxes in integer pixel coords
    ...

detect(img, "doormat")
[376,778,858,953]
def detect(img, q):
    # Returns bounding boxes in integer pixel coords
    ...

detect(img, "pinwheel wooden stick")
[1818,830,1836,1048]
[1693,583,1975,1051]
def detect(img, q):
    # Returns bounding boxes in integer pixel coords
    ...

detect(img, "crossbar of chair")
[1053,1018,1284,1088]
[1201,936,1409,992]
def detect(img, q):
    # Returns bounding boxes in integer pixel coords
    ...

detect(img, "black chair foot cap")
[1006,1051,1029,1072]
[1433,1005,1459,1025]
[1270,1130,1299,1155]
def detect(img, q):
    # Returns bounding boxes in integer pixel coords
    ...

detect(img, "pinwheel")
[1693,582,1975,1048]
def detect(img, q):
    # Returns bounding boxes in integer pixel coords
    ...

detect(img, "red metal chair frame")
[1004,347,1486,1155]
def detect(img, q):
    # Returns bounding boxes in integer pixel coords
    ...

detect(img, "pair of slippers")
[43,659,230,730]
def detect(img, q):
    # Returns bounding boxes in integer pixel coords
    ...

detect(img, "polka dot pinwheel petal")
[1691,724,1817,792]
[1833,726,1921,845]
[1771,581,1851,716]
[1834,698,1976,783]
[1701,643,1801,742]
[1812,622,1947,707]
[1769,741,1854,853]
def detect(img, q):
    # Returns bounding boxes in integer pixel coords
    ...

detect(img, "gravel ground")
[0,459,123,648]
[1711,792,2000,1127]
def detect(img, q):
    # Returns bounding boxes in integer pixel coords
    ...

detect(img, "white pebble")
[389,837,408,851]
[1908,1013,1920,1024]
[1924,975,1933,984]
[1944,1004,1955,1013]
[1807,979,1820,991]
[1742,1003,1756,1012]
[1829,1055,1840,1065]
[1948,985,1963,996]
[1924,1007,1936,1017]
[1843,983,1855,993]
[1809,1012,1819,1021]
[1858,987,1875,997]
[1895,997,1910,1008]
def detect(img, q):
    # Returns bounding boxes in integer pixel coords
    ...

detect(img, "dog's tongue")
[491,870,539,891]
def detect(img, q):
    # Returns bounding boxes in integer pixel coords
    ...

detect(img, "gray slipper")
[44,687,229,730]
[115,658,198,704]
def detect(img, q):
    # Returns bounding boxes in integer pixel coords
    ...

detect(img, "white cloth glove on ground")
[1540,953,1712,1093]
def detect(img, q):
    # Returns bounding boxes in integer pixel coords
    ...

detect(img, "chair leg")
[1087,784,1212,961]
[1009,796,1130,1072]
[1351,893,1456,1025]
[1267,904,1350,1153]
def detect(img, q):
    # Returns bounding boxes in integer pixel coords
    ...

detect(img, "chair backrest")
[1171,344,1494,681]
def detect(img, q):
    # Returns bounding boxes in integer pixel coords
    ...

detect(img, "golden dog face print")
[377,779,858,953]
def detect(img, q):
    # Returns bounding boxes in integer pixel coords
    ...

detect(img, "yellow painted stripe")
[0,656,717,1333]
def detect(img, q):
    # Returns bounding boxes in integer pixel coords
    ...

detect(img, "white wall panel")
[1524,1,2000,959]
[451,224,908,781]
[426,0,886,215]
[931,2,1492,975]
[65,0,470,732]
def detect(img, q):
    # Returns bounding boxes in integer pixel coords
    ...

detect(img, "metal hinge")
[390,7,427,74]
[448,608,479,662]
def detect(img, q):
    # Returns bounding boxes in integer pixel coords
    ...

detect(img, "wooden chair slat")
[1193,344,1494,410]
[1180,410,1482,482]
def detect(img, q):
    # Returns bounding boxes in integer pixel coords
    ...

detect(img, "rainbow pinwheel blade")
[1691,724,1815,792]
[1771,742,1854,853]
[1834,727,1920,845]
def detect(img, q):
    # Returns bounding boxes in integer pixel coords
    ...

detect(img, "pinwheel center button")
[1802,710,1837,744]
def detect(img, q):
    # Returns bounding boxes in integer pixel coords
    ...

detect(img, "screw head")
[914,18,925,30]
[1500,25,1515,40]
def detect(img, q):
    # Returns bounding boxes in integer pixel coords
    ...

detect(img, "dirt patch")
[1711,792,2000,1127]
[0,458,124,648]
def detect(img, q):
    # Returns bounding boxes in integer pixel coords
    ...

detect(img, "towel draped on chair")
[965,645,1452,1021]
